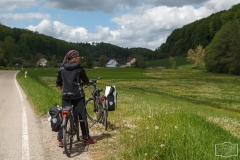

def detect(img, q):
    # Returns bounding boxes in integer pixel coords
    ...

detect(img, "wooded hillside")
[0,25,153,68]
[152,3,240,75]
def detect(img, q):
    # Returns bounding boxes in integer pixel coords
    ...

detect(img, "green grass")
[16,68,61,115]
[16,67,240,159]
[112,87,240,160]
[142,69,240,112]
[147,56,189,68]
[86,67,151,79]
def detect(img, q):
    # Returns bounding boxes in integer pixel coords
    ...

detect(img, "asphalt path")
[0,70,45,159]
[0,70,94,160]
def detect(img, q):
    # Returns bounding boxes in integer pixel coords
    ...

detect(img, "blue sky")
[0,0,240,51]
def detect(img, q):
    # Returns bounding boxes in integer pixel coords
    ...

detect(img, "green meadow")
[146,56,189,68]
[16,67,240,160]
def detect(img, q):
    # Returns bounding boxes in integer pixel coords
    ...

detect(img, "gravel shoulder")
[39,114,97,160]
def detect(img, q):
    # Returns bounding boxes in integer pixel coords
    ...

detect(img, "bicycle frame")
[87,77,103,112]
[85,77,108,130]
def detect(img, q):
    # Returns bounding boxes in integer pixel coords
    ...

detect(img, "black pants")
[58,97,90,140]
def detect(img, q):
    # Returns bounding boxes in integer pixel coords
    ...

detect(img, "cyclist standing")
[56,50,97,147]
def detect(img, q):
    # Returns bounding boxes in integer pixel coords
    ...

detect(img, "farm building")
[37,58,48,67]
[126,58,136,67]
[106,59,118,68]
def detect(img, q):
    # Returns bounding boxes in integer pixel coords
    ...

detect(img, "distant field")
[86,67,151,79]
[147,56,190,68]
[16,67,240,160]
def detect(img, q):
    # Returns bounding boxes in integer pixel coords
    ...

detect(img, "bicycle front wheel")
[63,114,73,157]
[86,98,100,125]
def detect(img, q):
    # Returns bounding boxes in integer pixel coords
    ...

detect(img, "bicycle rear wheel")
[63,114,73,157]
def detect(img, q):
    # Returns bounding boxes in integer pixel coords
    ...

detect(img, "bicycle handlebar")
[91,77,100,83]
[85,77,100,88]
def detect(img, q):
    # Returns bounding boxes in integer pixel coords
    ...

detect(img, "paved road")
[0,70,94,160]
[0,70,45,160]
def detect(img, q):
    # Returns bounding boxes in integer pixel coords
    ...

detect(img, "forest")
[0,25,152,68]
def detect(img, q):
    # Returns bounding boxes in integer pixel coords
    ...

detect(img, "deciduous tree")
[205,20,240,74]
[98,55,108,67]
[135,55,146,68]
[187,45,205,70]
[169,56,177,69]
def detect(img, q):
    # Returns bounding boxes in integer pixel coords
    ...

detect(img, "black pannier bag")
[48,104,62,132]
[105,85,117,111]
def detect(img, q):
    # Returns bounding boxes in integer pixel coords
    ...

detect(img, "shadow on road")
[63,140,89,158]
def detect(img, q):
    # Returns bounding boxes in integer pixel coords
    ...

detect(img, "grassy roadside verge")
[16,69,61,115]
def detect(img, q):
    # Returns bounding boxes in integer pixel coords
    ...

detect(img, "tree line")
[0,24,153,68]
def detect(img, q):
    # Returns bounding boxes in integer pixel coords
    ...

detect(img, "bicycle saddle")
[62,92,75,97]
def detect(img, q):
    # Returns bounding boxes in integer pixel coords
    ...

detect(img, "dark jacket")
[56,62,89,99]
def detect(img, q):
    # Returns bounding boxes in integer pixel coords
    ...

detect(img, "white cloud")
[204,0,240,11]
[27,19,89,41]
[107,5,212,49]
